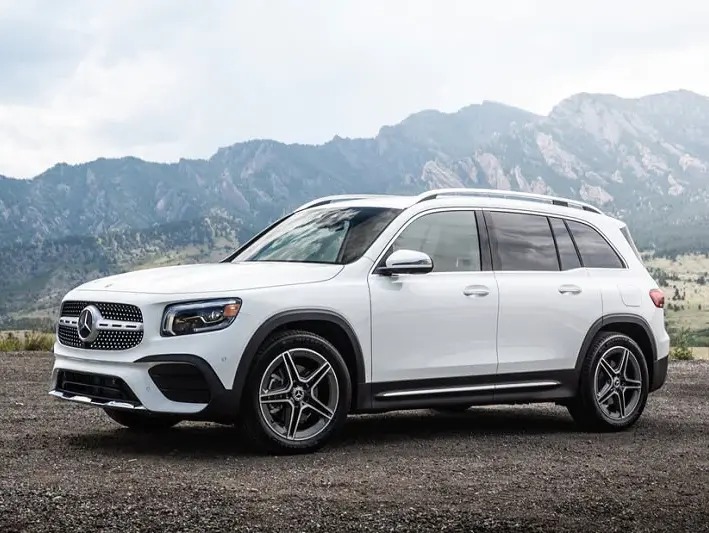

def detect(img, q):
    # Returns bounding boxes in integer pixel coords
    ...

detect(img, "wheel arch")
[232,309,367,412]
[575,313,657,386]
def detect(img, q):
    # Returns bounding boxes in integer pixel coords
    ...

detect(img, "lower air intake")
[56,370,140,406]
[148,363,211,404]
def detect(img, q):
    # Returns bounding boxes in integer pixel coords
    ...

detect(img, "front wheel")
[567,332,649,431]
[240,330,352,455]
[104,408,182,431]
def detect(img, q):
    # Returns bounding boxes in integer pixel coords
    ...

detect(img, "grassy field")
[130,236,236,271]
[0,330,54,351]
[644,253,709,348]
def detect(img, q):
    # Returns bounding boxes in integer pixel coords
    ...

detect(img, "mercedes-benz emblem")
[77,305,101,343]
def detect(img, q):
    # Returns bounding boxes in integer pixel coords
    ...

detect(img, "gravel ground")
[1,352,707,533]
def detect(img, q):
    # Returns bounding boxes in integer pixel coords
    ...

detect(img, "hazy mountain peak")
[0,89,708,249]
[548,92,659,145]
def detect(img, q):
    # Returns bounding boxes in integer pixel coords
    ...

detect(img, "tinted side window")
[549,217,581,270]
[488,211,559,271]
[389,211,480,272]
[566,220,624,269]
[620,226,643,262]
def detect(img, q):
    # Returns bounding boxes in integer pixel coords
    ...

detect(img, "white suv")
[49,188,670,454]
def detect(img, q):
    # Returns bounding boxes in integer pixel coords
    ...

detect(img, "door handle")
[558,284,582,295]
[463,285,489,297]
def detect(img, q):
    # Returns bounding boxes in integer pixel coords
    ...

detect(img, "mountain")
[1,89,709,325]
[0,217,242,328]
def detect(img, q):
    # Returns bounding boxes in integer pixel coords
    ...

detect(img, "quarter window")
[488,211,559,271]
[388,211,481,272]
[620,226,643,262]
[549,217,581,270]
[566,220,624,269]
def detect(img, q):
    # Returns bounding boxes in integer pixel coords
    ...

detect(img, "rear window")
[566,220,624,269]
[620,226,643,262]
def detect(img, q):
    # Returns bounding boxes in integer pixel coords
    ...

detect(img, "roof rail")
[294,194,388,212]
[415,188,604,215]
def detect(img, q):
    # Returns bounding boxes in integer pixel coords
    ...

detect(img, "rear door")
[485,210,603,375]
[565,219,632,312]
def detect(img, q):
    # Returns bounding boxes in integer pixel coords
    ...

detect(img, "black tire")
[567,331,649,432]
[104,408,182,431]
[431,404,472,414]
[240,330,352,455]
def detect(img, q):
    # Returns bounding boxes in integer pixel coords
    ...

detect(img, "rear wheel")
[567,332,649,431]
[240,330,351,455]
[104,408,182,431]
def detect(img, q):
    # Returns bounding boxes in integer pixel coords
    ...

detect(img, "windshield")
[232,206,402,264]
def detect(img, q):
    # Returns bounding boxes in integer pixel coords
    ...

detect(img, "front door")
[368,209,499,384]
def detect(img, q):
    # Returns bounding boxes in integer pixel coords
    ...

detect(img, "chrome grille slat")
[58,316,144,332]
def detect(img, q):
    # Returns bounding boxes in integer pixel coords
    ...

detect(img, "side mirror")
[376,249,434,276]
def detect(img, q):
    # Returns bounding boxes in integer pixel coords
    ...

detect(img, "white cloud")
[1,0,709,178]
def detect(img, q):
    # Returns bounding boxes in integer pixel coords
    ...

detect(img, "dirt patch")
[691,346,709,360]
[1,352,708,532]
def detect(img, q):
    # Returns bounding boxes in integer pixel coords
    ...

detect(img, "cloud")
[1,0,709,178]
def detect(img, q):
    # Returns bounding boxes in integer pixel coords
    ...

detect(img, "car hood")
[74,262,344,295]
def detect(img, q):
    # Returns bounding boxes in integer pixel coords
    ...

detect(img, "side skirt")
[354,370,577,414]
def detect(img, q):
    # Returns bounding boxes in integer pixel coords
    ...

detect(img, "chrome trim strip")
[48,390,146,410]
[58,316,144,332]
[376,380,561,399]
[494,380,561,391]
[379,384,496,398]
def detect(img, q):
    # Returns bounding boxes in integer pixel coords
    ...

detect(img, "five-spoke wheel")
[258,348,339,442]
[594,345,643,421]
[241,330,351,454]
[568,331,649,431]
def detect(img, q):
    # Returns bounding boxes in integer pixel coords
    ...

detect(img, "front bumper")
[49,351,239,422]
[49,289,266,421]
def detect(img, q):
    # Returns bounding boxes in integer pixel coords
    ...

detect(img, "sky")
[1,0,709,179]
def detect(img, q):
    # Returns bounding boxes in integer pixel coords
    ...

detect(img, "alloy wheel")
[593,345,643,421]
[258,348,340,442]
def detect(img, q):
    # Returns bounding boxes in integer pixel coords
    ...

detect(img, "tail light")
[649,289,665,308]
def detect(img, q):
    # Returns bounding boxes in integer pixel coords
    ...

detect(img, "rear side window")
[549,217,581,270]
[620,226,643,262]
[566,220,624,269]
[487,211,559,271]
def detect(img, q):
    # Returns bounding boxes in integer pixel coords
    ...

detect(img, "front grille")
[61,301,143,323]
[57,300,144,351]
[56,370,140,405]
[57,325,144,350]
[149,363,211,404]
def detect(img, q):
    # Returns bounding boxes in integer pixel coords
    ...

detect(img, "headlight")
[161,298,241,336]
